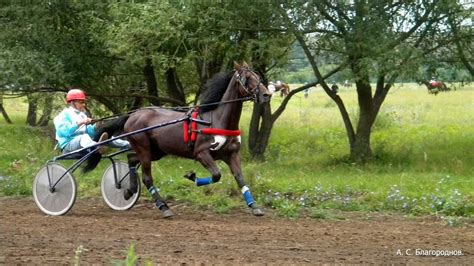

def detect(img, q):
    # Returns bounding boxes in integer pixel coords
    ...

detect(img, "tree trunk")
[165,67,186,106]
[0,104,12,124]
[37,100,53,126]
[26,94,38,126]
[247,59,274,160]
[143,57,160,106]
[0,95,12,124]
[350,79,374,162]
[248,101,274,160]
[351,123,372,162]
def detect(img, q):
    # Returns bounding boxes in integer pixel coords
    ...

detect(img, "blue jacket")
[53,107,96,149]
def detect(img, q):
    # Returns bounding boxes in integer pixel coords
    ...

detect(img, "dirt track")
[0,197,472,264]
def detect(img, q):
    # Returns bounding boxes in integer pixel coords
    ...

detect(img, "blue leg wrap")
[242,186,255,206]
[196,177,213,186]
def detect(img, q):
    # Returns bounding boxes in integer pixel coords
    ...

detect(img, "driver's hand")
[77,118,92,126]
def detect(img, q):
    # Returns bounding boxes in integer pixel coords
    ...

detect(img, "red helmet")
[66,89,86,102]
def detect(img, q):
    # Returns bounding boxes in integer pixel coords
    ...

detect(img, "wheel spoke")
[101,161,140,211]
[33,163,76,216]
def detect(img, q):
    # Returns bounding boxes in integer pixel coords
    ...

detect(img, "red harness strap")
[183,111,241,144]
[183,120,189,143]
[183,111,200,144]
[191,111,199,142]
[199,128,240,136]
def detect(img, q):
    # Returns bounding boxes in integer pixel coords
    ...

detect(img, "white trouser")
[62,134,130,154]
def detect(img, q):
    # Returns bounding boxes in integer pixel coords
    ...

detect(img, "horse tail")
[94,115,130,141]
[82,152,102,174]
[82,115,130,173]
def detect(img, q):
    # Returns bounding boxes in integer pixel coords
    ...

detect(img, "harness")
[183,108,241,148]
[181,67,262,147]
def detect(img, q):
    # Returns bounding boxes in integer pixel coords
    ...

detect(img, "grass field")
[1,83,473,221]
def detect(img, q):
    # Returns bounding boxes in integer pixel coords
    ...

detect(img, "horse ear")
[234,61,241,70]
[242,61,249,68]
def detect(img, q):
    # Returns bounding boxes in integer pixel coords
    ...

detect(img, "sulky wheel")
[33,163,77,216]
[101,161,140,210]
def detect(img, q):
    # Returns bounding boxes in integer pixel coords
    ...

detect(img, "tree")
[1,1,296,130]
[276,0,468,162]
[0,2,124,123]
[201,2,295,159]
[448,4,474,77]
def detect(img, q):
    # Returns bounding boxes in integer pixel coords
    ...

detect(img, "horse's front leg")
[185,151,222,186]
[140,157,174,218]
[225,152,264,216]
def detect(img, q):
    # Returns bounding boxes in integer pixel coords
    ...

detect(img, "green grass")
[1,83,473,219]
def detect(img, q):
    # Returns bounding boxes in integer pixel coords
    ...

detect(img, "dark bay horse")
[92,62,271,218]
[419,80,451,95]
[268,81,290,97]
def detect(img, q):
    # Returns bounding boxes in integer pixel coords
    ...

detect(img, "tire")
[101,161,140,210]
[33,163,77,216]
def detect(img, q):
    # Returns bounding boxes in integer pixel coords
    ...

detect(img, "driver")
[53,89,129,154]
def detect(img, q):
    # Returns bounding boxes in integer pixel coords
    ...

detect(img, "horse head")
[234,62,272,103]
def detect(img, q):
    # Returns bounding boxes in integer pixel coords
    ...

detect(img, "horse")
[268,81,290,97]
[419,80,451,95]
[88,62,271,218]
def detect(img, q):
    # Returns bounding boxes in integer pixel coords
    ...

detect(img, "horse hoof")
[123,189,133,200]
[161,209,174,218]
[183,171,196,182]
[252,208,264,216]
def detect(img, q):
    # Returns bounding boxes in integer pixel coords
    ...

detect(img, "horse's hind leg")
[123,152,139,200]
[225,152,264,216]
[131,144,174,218]
[140,159,174,218]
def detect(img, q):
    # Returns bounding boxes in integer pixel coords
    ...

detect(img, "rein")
[92,68,260,124]
[90,96,254,125]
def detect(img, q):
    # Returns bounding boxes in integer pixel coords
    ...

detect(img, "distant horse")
[268,81,290,97]
[419,80,451,95]
[89,62,271,218]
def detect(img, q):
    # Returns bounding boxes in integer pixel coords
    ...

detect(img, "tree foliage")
[0,1,471,161]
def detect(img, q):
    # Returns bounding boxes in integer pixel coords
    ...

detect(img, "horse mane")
[199,71,233,113]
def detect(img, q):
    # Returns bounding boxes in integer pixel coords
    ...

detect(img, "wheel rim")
[101,161,140,210]
[33,163,76,216]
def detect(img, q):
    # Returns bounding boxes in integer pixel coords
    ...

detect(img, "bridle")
[235,67,262,103]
